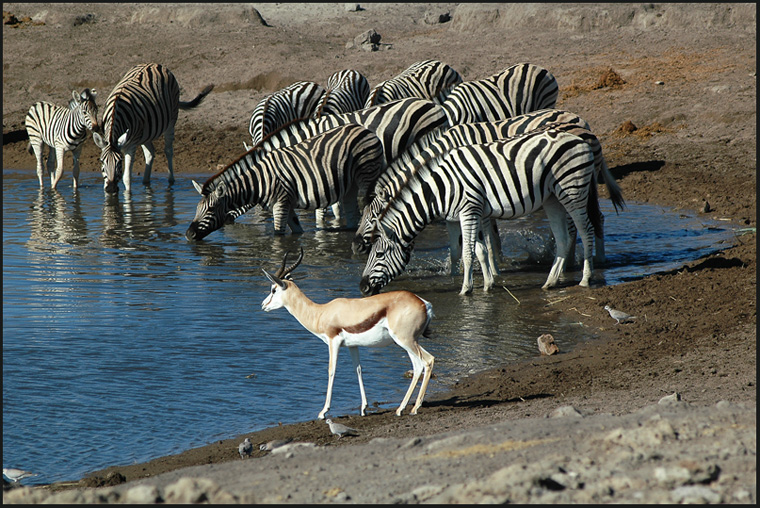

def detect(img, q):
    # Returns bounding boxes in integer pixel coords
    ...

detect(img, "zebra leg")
[51,145,67,190]
[315,208,328,228]
[163,123,176,185]
[458,213,481,296]
[31,142,46,188]
[141,141,156,186]
[272,201,292,234]
[595,211,606,264]
[331,202,344,221]
[542,196,571,289]
[122,148,137,192]
[445,220,462,276]
[71,144,83,189]
[565,214,578,270]
[482,217,501,276]
[566,207,594,287]
[475,225,495,292]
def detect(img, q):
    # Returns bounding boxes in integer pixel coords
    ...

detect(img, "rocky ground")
[3,3,756,504]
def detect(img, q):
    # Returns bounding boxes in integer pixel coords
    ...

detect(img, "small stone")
[537,333,559,355]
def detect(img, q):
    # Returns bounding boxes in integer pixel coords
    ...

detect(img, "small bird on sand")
[3,468,39,483]
[238,438,253,459]
[604,305,637,324]
[259,438,294,451]
[325,419,359,439]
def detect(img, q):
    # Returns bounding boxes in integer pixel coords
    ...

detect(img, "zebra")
[312,69,370,119]
[25,89,99,189]
[443,63,559,126]
[185,124,384,240]
[359,128,605,296]
[364,59,463,108]
[204,97,448,233]
[92,63,213,193]
[352,109,624,271]
[248,81,325,145]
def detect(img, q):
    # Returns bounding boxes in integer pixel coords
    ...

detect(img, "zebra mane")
[201,116,313,192]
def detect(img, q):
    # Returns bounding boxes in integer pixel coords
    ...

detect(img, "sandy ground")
[2,3,756,503]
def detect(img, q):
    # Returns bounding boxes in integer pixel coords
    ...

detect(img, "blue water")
[2,168,736,484]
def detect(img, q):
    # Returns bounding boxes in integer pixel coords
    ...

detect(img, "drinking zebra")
[364,59,463,107]
[248,81,326,144]
[186,124,384,240]
[359,128,602,296]
[25,89,99,189]
[312,69,370,119]
[353,109,624,270]
[204,98,448,233]
[443,62,559,125]
[92,63,214,193]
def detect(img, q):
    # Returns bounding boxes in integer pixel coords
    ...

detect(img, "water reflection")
[27,188,89,252]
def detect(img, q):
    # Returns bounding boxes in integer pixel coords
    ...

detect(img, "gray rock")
[549,405,583,418]
[124,484,161,503]
[671,485,723,503]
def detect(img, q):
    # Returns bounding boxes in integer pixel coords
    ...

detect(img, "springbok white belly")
[339,317,394,348]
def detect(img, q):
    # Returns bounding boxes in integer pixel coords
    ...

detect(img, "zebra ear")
[215,181,226,198]
[72,90,81,102]
[92,131,107,149]
[192,180,204,194]
[116,130,129,149]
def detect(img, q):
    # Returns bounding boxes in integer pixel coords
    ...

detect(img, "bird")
[259,438,293,452]
[604,305,637,324]
[238,438,253,459]
[325,418,359,439]
[3,468,39,483]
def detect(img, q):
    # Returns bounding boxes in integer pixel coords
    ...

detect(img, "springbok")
[261,248,435,419]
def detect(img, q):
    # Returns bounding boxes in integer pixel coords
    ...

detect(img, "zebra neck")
[382,171,442,247]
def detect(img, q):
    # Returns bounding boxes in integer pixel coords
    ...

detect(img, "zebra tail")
[599,156,626,213]
[587,174,604,239]
[27,143,33,155]
[178,84,214,110]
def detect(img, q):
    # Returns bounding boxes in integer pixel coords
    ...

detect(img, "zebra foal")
[359,128,601,296]
[25,89,99,189]
[186,124,384,240]
[93,63,213,193]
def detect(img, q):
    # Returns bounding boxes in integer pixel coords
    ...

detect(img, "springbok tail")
[179,84,214,110]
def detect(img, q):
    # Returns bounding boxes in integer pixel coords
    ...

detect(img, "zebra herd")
[25,58,625,295]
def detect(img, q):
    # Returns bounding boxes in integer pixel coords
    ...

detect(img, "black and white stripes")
[186,124,384,239]
[365,59,463,107]
[359,127,600,296]
[25,89,99,189]
[248,81,326,144]
[443,63,559,125]
[312,70,370,119]
[92,63,213,193]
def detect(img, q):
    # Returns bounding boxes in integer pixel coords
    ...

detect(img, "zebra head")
[92,129,130,194]
[72,89,99,132]
[351,189,390,255]
[359,220,413,296]
[185,179,233,241]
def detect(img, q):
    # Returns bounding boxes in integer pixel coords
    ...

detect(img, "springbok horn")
[275,247,304,279]
[262,269,285,288]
